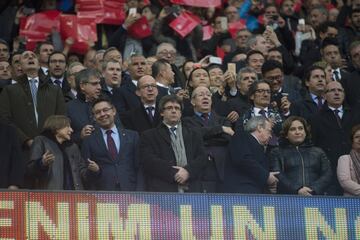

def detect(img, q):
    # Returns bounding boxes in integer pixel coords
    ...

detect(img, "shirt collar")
[132,80,138,86]
[253,107,269,115]
[27,76,39,81]
[100,125,118,135]
[156,82,169,89]
[328,105,343,112]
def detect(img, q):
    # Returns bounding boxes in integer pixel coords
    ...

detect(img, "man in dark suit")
[152,59,175,101]
[122,75,161,133]
[112,54,146,116]
[35,41,54,76]
[0,50,65,149]
[63,62,85,102]
[310,81,360,195]
[290,66,326,120]
[100,59,122,104]
[47,51,71,96]
[183,86,234,192]
[81,98,142,191]
[223,116,279,193]
[67,68,102,144]
[139,95,206,192]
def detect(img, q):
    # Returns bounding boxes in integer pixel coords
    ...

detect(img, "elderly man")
[310,81,360,195]
[122,75,161,133]
[223,116,279,193]
[184,86,234,192]
[0,50,65,149]
[139,95,206,192]
[156,42,185,88]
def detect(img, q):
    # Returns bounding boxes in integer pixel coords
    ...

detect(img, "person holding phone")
[28,115,84,190]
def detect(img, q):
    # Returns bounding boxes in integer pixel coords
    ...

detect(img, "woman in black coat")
[270,116,332,195]
[28,115,84,190]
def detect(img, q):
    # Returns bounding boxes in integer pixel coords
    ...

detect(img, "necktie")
[333,70,340,81]
[316,96,323,109]
[29,79,38,107]
[170,127,177,138]
[201,113,209,125]
[333,109,342,128]
[54,79,62,87]
[259,109,267,118]
[106,130,117,160]
[146,106,155,123]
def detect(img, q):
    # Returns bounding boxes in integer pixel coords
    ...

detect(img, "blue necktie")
[29,79,38,107]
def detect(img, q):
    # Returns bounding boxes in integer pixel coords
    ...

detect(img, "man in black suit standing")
[223,116,279,193]
[310,81,360,195]
[112,54,146,116]
[184,86,234,192]
[122,75,161,133]
[81,98,142,191]
[139,95,206,192]
[152,59,175,100]
[47,52,71,96]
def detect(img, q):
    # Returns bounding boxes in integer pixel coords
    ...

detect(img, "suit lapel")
[158,124,171,144]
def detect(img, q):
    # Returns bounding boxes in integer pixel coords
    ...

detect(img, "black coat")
[112,81,141,116]
[0,123,25,188]
[290,92,319,121]
[270,142,332,195]
[139,123,206,192]
[122,104,161,133]
[183,112,232,191]
[223,131,269,193]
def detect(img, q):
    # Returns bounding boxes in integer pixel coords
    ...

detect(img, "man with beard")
[47,52,71,96]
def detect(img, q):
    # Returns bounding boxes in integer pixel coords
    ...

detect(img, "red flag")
[202,25,214,41]
[170,0,221,8]
[169,11,201,38]
[60,14,97,54]
[127,16,152,39]
[228,20,246,38]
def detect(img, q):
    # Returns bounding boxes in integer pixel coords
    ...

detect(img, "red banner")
[170,0,221,8]
[127,16,152,39]
[169,11,201,38]
[202,25,214,41]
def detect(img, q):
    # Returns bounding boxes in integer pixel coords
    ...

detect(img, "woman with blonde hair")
[28,115,84,190]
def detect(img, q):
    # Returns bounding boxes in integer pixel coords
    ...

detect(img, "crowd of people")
[0,0,360,197]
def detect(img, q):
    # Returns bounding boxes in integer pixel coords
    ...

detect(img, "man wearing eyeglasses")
[310,81,360,195]
[81,97,142,191]
[139,95,206,192]
[183,86,234,192]
[122,75,161,133]
[67,68,102,144]
[241,81,284,146]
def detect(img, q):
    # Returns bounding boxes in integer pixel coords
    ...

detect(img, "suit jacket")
[47,75,71,97]
[122,104,161,133]
[112,80,141,116]
[223,131,269,193]
[183,112,232,182]
[81,126,141,191]
[139,123,207,192]
[290,92,319,121]
[0,74,66,145]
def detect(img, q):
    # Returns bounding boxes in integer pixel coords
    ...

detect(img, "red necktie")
[106,130,117,160]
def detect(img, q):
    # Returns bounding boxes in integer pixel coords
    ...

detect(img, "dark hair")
[186,67,210,93]
[159,95,183,113]
[261,59,283,76]
[351,8,360,17]
[304,65,325,83]
[141,5,160,16]
[280,116,311,142]
[48,51,67,65]
[351,124,360,142]
[75,68,102,92]
[103,47,121,61]
[206,64,223,72]
[0,39,9,49]
[318,21,338,34]
[91,96,114,110]
[152,59,170,78]
[247,80,270,98]
[43,115,71,135]
[246,50,264,63]
[321,37,339,50]
[34,41,53,54]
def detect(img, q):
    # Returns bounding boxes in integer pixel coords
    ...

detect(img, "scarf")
[349,150,360,184]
